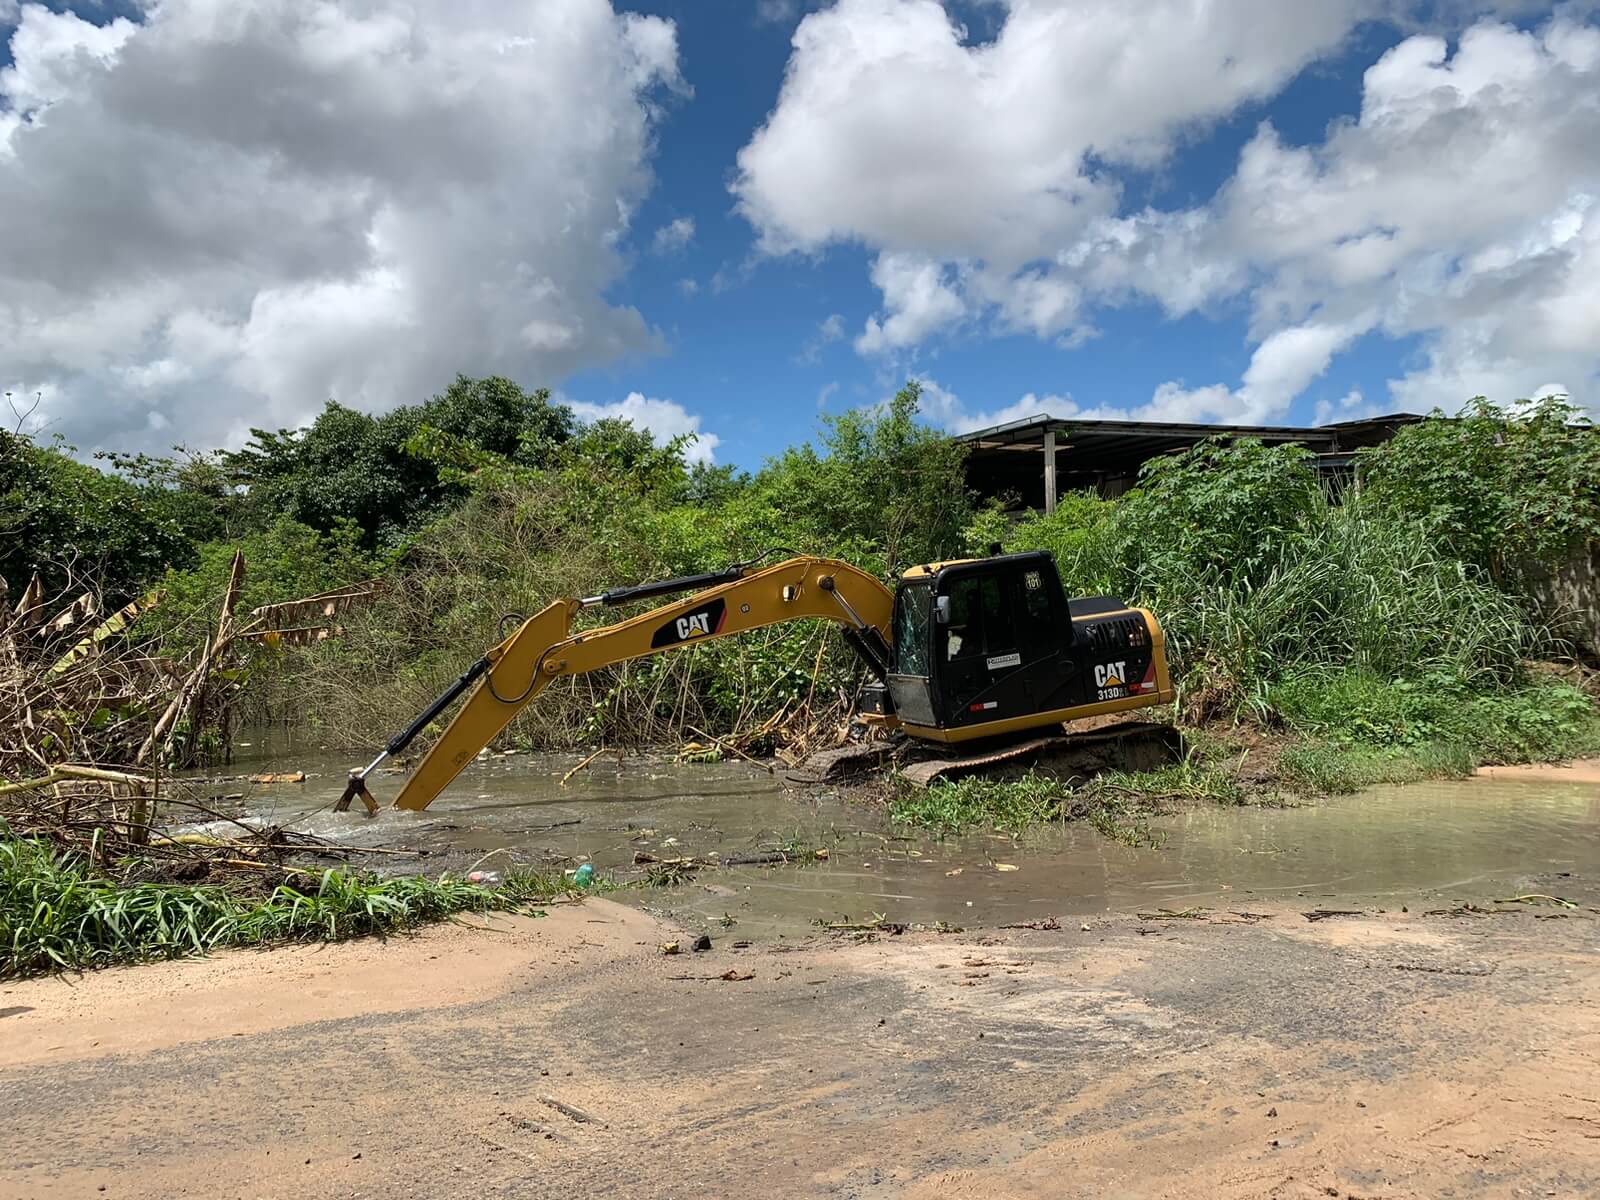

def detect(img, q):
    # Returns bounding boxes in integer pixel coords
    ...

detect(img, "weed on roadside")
[0,834,574,980]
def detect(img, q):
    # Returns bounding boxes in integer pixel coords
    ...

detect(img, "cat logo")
[1094,660,1129,700]
[1094,662,1127,688]
[650,598,727,649]
[677,612,712,640]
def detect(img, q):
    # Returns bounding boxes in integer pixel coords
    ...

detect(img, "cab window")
[942,574,1009,661]
[892,583,931,676]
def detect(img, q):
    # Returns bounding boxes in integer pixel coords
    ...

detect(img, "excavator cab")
[872,551,1167,744]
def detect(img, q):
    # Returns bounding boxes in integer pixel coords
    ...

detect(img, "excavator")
[337,549,1173,813]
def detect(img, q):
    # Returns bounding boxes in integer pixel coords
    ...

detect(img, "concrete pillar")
[1043,428,1057,514]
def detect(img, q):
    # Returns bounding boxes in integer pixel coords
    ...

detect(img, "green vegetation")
[0,832,577,980]
[1,431,210,602]
[1359,395,1600,575]
[6,378,1598,815]
[890,774,1065,836]
[889,756,1248,845]
[1276,740,1478,795]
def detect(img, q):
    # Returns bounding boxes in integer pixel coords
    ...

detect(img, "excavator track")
[788,718,1182,788]
[894,719,1181,788]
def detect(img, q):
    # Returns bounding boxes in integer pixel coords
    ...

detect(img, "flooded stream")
[192,734,1600,936]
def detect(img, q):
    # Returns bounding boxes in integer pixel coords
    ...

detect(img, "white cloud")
[855,253,966,354]
[816,380,839,409]
[568,392,721,465]
[651,215,695,255]
[1313,389,1379,427]
[738,0,1372,262]
[797,311,846,363]
[1197,18,1600,417]
[755,0,800,25]
[0,0,682,453]
[739,3,1600,418]
[908,377,1052,434]
[677,277,699,297]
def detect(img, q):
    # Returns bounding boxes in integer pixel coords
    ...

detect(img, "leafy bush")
[0,431,202,601]
[999,490,1122,597]
[890,774,1064,835]
[996,436,1544,721]
[1358,395,1600,575]
[1277,740,1477,795]
[149,515,383,645]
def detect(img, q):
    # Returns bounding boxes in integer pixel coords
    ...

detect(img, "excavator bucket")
[335,772,379,816]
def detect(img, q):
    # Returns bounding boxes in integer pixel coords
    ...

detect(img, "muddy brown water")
[188,736,1600,936]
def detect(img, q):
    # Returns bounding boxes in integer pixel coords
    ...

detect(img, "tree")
[225,376,573,548]
[0,432,199,601]
[754,381,972,573]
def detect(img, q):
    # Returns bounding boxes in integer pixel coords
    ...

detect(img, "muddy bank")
[3,897,1598,1199]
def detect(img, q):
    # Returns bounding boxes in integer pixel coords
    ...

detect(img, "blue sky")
[580,2,1405,466]
[2,2,1596,469]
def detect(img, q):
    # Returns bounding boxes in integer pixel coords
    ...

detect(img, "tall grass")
[1147,503,1539,718]
[0,835,571,979]
[293,485,860,752]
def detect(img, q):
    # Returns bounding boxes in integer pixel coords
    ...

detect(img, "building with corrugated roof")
[956,413,1422,512]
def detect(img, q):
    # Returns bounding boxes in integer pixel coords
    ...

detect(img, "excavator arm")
[338,556,893,813]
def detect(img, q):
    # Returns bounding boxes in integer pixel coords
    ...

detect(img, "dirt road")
[3,898,1597,1199]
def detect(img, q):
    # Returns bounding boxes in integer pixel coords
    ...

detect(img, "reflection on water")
[194,734,1600,935]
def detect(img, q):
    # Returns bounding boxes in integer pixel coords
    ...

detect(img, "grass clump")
[1277,741,1476,795]
[1090,760,1245,806]
[890,774,1064,837]
[0,835,572,980]
[888,766,1248,847]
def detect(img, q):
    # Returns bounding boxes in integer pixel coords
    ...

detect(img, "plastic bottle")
[573,863,595,888]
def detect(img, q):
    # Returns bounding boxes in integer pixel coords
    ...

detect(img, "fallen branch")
[57,764,153,787]
[559,748,606,787]
[537,1095,598,1125]
[1495,893,1577,909]
[1302,909,1366,922]
[136,549,244,765]
[687,725,773,774]
[0,771,62,797]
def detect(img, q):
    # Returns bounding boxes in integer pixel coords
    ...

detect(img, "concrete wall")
[1523,541,1600,662]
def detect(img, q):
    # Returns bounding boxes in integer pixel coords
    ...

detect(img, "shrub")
[1357,395,1600,576]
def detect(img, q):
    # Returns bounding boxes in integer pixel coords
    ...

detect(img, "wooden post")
[1043,428,1057,514]
[128,782,150,848]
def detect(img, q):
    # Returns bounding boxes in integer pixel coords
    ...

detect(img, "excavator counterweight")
[339,551,1173,813]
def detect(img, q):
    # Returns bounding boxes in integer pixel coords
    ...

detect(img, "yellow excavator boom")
[340,556,892,813]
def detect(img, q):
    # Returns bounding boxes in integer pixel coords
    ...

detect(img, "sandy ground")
[1477,757,1600,785]
[3,897,1598,1200]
